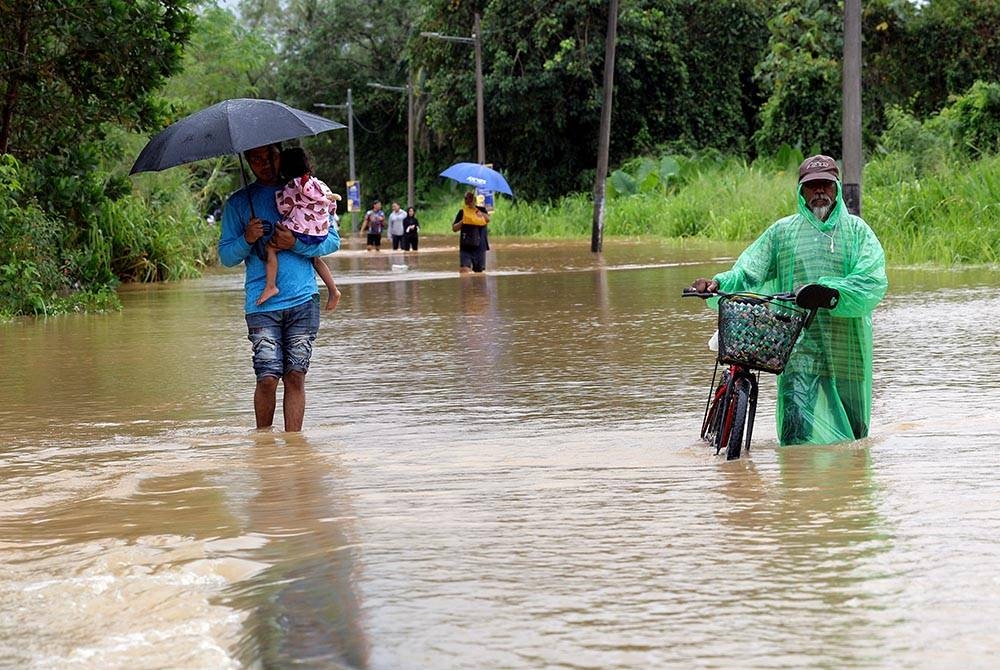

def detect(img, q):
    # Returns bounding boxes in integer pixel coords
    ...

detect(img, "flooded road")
[1,237,999,668]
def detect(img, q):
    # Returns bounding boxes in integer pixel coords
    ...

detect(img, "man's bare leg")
[254,375,279,429]
[282,370,306,432]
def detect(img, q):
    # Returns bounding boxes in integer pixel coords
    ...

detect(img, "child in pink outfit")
[257,147,342,310]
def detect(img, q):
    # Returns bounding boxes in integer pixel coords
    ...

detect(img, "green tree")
[949,80,1000,157]
[154,1,278,215]
[162,2,275,113]
[240,0,423,203]
[0,0,197,274]
[0,1,213,317]
[753,0,843,155]
[416,0,769,200]
[0,0,194,157]
[903,0,1000,117]
[753,0,916,157]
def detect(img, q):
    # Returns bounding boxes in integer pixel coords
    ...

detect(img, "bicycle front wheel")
[722,377,751,460]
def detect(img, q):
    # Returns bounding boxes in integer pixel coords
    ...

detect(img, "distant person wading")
[451,191,490,273]
[360,200,385,251]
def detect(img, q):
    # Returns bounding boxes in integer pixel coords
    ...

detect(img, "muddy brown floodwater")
[1,236,998,669]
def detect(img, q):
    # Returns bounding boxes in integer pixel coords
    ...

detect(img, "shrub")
[0,156,69,316]
[949,80,1000,158]
[875,105,954,176]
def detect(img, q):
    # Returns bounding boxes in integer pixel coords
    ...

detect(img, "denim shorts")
[245,296,320,380]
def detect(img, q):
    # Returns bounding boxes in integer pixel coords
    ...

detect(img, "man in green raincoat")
[690,155,888,445]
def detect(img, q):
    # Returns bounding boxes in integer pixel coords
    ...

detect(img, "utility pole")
[315,88,358,232]
[407,73,415,208]
[473,13,485,164]
[842,0,862,215]
[591,0,619,253]
[368,78,416,209]
[421,13,486,164]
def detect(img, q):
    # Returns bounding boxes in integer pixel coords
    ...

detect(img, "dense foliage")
[0,0,207,319]
[416,80,1000,265]
[451,138,1000,266]
[408,0,771,200]
[236,0,425,209]
[237,0,1000,203]
[257,0,770,201]
[0,0,193,157]
[900,0,1000,118]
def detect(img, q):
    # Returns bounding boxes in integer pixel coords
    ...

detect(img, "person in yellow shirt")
[451,191,491,273]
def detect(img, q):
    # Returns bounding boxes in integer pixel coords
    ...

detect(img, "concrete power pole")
[842,0,862,215]
[591,0,619,253]
[421,16,485,164]
[407,74,415,207]
[368,79,415,208]
[473,13,485,164]
[314,88,358,232]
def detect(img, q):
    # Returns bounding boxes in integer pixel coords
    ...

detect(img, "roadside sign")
[476,187,494,212]
[346,180,362,212]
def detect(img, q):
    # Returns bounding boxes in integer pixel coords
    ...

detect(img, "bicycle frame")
[701,361,759,459]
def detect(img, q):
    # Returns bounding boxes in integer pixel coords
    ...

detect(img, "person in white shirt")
[387,201,407,251]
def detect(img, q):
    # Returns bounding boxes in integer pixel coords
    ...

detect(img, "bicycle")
[681,284,839,460]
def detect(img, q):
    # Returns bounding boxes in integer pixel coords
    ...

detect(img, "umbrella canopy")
[130,98,345,174]
[439,162,513,196]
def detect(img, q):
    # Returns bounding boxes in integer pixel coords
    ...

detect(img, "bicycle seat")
[795,283,840,310]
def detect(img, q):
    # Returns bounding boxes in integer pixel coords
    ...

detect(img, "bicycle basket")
[716,295,807,374]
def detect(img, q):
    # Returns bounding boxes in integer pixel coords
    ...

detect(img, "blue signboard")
[476,187,494,212]
[346,181,362,213]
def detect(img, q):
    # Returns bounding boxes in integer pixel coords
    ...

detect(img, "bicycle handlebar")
[681,284,839,310]
[681,287,796,301]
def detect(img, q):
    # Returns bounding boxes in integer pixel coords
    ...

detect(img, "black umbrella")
[130,98,345,229]
[129,98,345,174]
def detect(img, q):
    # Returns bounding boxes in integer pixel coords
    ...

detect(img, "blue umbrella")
[130,98,345,174]
[439,162,513,196]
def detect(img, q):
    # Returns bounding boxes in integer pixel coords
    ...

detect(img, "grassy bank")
[0,145,221,320]
[418,153,1000,266]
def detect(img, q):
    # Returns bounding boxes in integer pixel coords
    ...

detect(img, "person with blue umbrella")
[439,162,512,274]
[451,191,491,273]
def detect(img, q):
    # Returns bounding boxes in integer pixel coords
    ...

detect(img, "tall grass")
[866,154,1000,264]
[418,153,1000,266]
[1,141,221,318]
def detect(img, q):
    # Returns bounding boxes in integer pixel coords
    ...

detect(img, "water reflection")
[227,433,369,669]
[716,445,888,666]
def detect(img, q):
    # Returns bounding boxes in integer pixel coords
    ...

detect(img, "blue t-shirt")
[219,182,341,314]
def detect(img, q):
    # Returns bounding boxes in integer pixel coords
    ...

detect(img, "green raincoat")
[712,181,888,445]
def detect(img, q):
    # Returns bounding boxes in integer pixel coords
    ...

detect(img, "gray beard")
[810,203,832,221]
